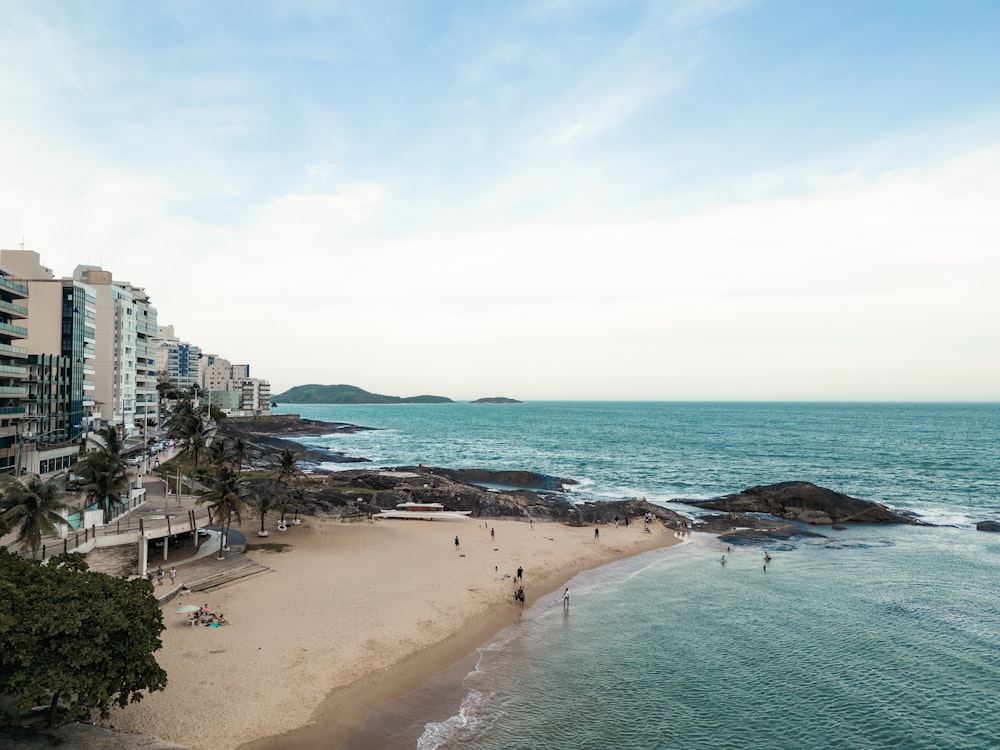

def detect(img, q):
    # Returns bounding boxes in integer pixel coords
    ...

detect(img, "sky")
[1,0,998,401]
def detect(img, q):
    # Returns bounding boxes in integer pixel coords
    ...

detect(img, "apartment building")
[240,377,271,417]
[1,250,102,474]
[73,266,158,438]
[134,292,158,430]
[155,325,202,392]
[199,353,233,392]
[0,263,29,474]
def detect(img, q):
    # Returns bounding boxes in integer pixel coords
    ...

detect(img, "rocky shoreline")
[219,416,926,545]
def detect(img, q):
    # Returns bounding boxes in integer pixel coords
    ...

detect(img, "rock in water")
[676,481,921,525]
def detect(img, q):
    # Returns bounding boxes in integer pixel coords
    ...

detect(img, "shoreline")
[241,521,680,750]
[108,516,680,750]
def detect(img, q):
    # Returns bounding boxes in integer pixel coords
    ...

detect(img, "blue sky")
[1,1,998,400]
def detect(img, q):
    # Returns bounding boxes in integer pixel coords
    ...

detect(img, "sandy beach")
[109,516,679,750]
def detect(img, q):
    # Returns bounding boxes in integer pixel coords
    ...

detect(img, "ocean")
[273,402,1000,750]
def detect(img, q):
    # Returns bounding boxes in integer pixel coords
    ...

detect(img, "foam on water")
[277,402,1000,749]
[414,527,1000,749]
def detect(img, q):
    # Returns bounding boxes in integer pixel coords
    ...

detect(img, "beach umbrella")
[176,605,200,614]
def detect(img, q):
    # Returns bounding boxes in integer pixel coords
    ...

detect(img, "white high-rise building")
[155,325,202,392]
[73,266,158,437]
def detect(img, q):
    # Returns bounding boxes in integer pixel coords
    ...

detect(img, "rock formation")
[676,481,921,526]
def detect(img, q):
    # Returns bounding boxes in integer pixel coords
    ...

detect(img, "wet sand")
[110,516,679,750]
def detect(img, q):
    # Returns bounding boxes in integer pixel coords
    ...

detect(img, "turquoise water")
[273,402,1000,749]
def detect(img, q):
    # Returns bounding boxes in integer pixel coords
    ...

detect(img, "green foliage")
[0,549,167,727]
[1,476,71,556]
[74,446,130,525]
[196,465,254,557]
[270,383,453,404]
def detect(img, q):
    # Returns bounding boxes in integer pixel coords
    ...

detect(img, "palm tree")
[206,437,230,470]
[230,436,249,476]
[97,425,125,458]
[252,493,273,537]
[166,398,212,474]
[196,465,253,559]
[75,427,131,524]
[188,431,207,473]
[273,448,303,527]
[1,475,71,557]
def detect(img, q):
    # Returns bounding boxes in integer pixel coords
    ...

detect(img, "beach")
[110,516,679,750]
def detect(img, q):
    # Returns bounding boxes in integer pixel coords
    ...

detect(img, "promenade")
[3,445,224,577]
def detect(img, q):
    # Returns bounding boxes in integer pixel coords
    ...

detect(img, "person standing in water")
[562,588,570,610]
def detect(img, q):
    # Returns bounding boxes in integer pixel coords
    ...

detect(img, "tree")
[196,465,253,558]
[0,475,71,557]
[252,493,273,536]
[189,431,207,472]
[166,399,211,472]
[272,448,304,527]
[75,441,131,526]
[231,436,249,476]
[0,549,167,726]
[95,425,125,458]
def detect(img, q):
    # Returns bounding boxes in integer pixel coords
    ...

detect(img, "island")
[471,397,521,404]
[271,383,452,404]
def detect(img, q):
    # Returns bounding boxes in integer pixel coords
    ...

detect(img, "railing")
[0,276,29,295]
[20,506,218,563]
[0,342,28,357]
[0,297,28,317]
[0,320,28,338]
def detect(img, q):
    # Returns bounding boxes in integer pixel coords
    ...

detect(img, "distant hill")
[472,397,522,404]
[271,384,453,404]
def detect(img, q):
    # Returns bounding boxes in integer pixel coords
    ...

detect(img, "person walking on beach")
[169,566,176,586]
[562,588,570,610]
[516,565,523,581]
[495,565,499,580]
[594,527,600,540]
[490,527,495,540]
[455,535,460,550]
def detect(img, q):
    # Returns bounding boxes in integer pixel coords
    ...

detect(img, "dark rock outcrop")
[676,481,921,526]
[240,466,688,528]
[432,468,576,492]
[697,513,827,542]
[217,416,371,465]
[976,520,1000,532]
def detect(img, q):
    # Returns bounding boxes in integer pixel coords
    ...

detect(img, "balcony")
[0,342,28,358]
[0,276,29,296]
[0,385,28,397]
[0,298,28,318]
[0,405,25,416]
[0,363,27,376]
[0,320,28,338]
